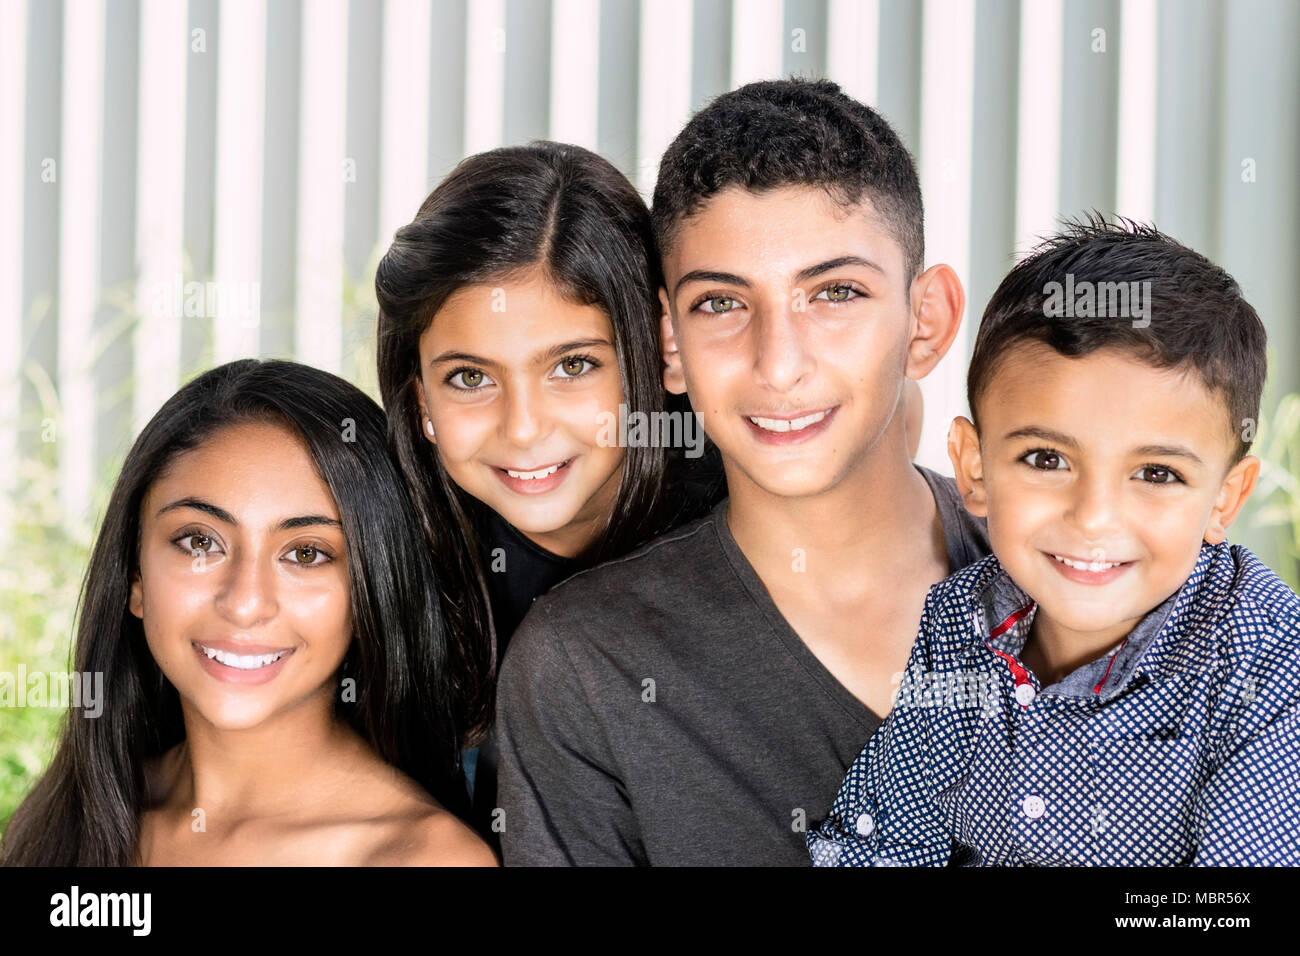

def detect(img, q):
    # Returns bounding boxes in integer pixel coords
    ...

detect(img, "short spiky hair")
[651,77,925,282]
[967,214,1268,464]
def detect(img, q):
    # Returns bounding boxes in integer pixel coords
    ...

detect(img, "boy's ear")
[1204,455,1261,544]
[905,263,965,381]
[948,415,987,517]
[659,287,687,395]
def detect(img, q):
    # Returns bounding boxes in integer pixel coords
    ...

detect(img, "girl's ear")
[1204,455,1261,545]
[948,416,987,517]
[414,377,436,445]
[129,571,144,620]
[659,288,687,395]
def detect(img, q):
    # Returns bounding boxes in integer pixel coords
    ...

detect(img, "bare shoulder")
[360,799,497,867]
[342,753,497,866]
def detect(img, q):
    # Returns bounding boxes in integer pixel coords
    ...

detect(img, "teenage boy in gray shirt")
[495,78,990,865]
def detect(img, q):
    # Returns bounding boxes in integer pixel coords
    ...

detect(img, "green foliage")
[1247,391,1300,591]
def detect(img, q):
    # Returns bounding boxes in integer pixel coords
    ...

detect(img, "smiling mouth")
[747,409,833,433]
[501,459,572,480]
[1048,553,1133,572]
[194,642,293,670]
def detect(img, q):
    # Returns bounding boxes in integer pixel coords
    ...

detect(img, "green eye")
[560,357,587,376]
[447,367,489,389]
[704,296,736,313]
[825,286,853,301]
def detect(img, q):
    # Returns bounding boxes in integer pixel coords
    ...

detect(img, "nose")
[501,378,550,448]
[214,550,277,627]
[751,302,814,393]
[1067,470,1124,545]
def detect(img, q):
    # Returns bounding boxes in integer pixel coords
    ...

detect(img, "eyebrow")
[672,255,885,299]
[429,338,612,369]
[156,497,342,531]
[1001,428,1206,466]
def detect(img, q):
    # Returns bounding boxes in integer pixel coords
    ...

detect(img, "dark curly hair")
[651,77,925,282]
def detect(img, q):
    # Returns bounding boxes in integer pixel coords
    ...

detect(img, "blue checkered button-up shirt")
[807,542,1300,866]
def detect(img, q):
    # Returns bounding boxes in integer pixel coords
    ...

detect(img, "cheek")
[283,574,354,659]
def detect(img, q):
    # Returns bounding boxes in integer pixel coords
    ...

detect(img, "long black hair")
[376,142,690,745]
[0,359,466,866]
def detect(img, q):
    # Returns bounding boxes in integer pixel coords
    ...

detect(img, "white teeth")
[506,462,563,479]
[1052,554,1125,573]
[199,644,288,670]
[749,410,828,433]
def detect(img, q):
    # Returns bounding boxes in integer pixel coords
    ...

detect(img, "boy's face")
[950,344,1259,647]
[658,184,958,500]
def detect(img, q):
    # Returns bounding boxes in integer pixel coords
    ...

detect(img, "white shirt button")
[855,812,875,837]
[1022,795,1046,819]
[1015,683,1036,706]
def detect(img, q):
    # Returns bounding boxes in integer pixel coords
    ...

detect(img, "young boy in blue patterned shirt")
[808,217,1300,866]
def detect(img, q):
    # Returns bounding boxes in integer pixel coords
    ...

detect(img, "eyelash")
[1019,448,1186,485]
[443,354,602,390]
[688,282,868,314]
[170,528,336,566]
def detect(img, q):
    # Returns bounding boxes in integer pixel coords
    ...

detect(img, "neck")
[725,416,937,596]
[1024,613,1140,686]
[166,685,363,818]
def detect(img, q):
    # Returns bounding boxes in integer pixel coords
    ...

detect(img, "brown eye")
[187,534,213,553]
[561,357,586,376]
[1024,450,1065,470]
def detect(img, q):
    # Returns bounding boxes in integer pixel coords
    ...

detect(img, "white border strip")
[917,0,975,471]
[1014,0,1064,252]
[828,0,879,107]
[461,0,503,157]
[296,0,347,372]
[134,0,187,432]
[549,0,600,150]
[729,0,783,89]
[58,0,106,530]
[212,0,267,362]
[1115,0,1157,224]
[637,0,693,196]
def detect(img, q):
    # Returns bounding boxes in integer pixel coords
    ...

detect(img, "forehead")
[145,422,339,520]
[420,270,613,362]
[664,184,904,284]
[980,344,1235,456]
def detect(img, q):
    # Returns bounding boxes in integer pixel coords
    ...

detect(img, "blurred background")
[2,0,1298,825]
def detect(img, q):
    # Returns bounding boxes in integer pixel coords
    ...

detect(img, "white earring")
[424,419,435,439]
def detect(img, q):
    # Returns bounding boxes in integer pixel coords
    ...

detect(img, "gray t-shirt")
[495,464,991,866]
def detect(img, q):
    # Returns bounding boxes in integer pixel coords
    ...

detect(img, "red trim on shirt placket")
[985,602,1036,707]
[1092,636,1130,694]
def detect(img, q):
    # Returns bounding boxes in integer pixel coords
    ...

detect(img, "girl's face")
[130,422,353,732]
[416,268,627,558]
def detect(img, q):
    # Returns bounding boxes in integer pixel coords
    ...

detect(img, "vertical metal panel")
[783,0,827,78]
[504,0,553,144]
[134,0,187,435]
[21,0,62,461]
[967,0,1020,348]
[1153,0,1222,255]
[1058,0,1120,218]
[597,0,640,181]
[181,0,219,376]
[259,0,301,360]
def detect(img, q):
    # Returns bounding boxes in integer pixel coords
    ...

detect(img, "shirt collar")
[960,543,1224,699]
